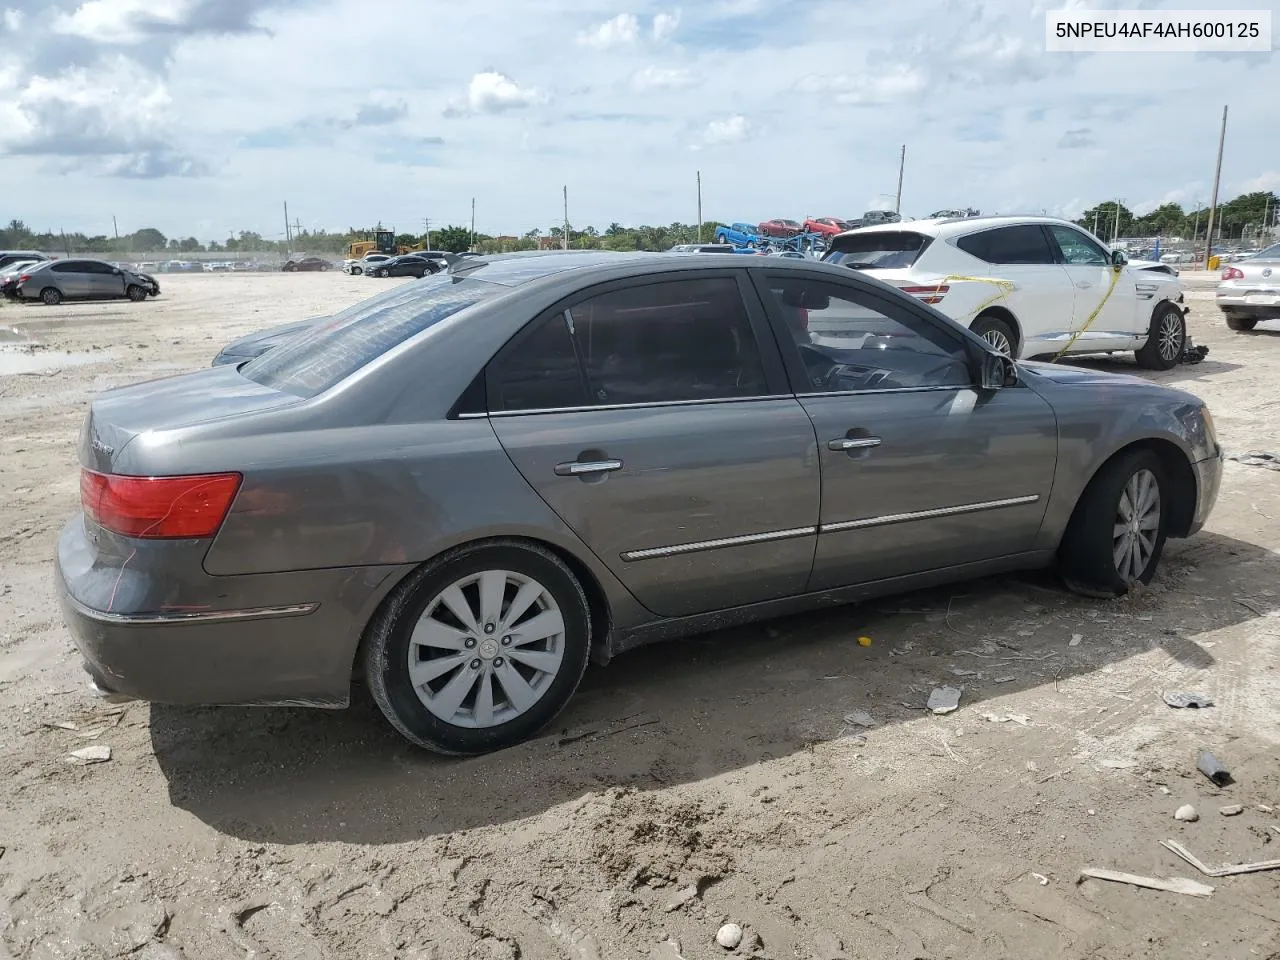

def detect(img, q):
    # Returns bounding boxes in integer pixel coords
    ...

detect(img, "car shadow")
[149,531,1279,845]
[1057,355,1246,381]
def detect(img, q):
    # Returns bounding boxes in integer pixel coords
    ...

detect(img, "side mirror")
[1111,249,1128,267]
[978,352,1016,391]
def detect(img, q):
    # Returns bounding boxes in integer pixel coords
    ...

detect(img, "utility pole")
[1092,208,1100,236]
[562,185,570,251]
[294,218,303,251]
[470,197,476,251]
[112,216,119,241]
[696,170,703,242]
[894,144,906,214]
[1204,104,1228,269]
[422,218,431,250]
[1263,194,1273,239]
[1193,202,1201,242]
[1112,197,1123,244]
[283,201,292,256]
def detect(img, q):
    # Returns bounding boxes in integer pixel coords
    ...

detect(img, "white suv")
[822,215,1187,369]
[343,253,392,276]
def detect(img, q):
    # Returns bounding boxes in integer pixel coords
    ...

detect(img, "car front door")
[88,261,126,298]
[486,271,821,618]
[751,271,1058,592]
[954,225,1076,357]
[1046,224,1142,346]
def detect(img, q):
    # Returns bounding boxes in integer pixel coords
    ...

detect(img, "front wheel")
[351,267,363,276]
[378,268,390,278]
[1135,302,1185,370]
[1225,314,1258,331]
[362,542,592,755]
[126,285,146,302]
[971,314,1017,357]
[1059,448,1168,598]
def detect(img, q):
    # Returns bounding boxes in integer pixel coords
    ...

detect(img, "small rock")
[663,885,699,912]
[716,923,743,950]
[1087,809,1096,816]
[1159,786,1171,795]
[927,686,962,714]
[1219,804,1244,816]
[66,745,111,765]
[1175,804,1199,822]
[1069,634,1082,646]
[1258,804,1274,814]
[650,939,685,960]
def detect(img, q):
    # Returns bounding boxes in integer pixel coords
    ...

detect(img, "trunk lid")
[80,365,301,473]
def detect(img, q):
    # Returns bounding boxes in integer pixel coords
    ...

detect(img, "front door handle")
[828,437,881,451]
[554,458,623,477]
[1076,280,1093,288]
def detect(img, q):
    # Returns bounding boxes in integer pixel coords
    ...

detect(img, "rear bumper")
[1217,285,1280,318]
[1189,451,1223,537]
[54,516,410,707]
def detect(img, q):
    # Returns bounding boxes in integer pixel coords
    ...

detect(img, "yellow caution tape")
[1050,264,1123,363]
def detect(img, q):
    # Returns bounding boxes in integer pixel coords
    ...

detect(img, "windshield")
[822,231,932,269]
[1249,242,1280,260]
[241,274,503,398]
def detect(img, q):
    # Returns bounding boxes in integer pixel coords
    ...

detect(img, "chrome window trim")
[484,394,789,419]
[821,495,1040,533]
[621,526,816,562]
[66,597,318,626]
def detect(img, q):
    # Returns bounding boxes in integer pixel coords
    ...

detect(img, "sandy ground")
[0,271,1277,960]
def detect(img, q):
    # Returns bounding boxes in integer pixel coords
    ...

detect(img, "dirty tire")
[126,285,146,302]
[351,267,363,275]
[1135,302,1185,370]
[378,268,390,278]
[1059,448,1168,598]
[40,287,61,305]
[1225,314,1258,331]
[970,313,1017,357]
[362,541,592,755]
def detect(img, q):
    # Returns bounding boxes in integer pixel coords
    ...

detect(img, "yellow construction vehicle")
[346,229,424,259]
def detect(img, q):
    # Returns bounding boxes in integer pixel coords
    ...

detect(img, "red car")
[757,218,803,238]
[803,217,852,237]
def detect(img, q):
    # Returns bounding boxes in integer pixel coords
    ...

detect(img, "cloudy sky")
[1,0,1277,242]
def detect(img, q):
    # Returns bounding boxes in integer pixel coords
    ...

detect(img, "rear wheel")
[1135,302,1185,370]
[1225,314,1258,331]
[363,542,592,755]
[126,285,146,302]
[352,267,363,275]
[1059,448,1168,598]
[378,268,390,278]
[40,287,61,305]
[971,313,1017,357]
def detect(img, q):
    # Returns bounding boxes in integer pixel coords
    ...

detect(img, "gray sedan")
[1217,241,1280,329]
[55,252,1223,754]
[14,258,159,305]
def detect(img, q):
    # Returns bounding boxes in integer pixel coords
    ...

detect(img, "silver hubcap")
[1157,311,1183,362]
[408,570,565,728]
[982,329,1012,356]
[1113,469,1160,582]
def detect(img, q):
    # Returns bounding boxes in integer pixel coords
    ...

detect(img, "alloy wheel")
[407,569,566,728]
[1157,310,1184,363]
[1113,468,1160,582]
[982,329,1013,356]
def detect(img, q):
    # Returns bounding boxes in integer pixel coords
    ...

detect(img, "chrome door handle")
[828,437,881,451]
[554,458,623,477]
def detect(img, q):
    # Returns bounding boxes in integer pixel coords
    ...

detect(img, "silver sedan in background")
[56,252,1222,755]
[1217,241,1280,330]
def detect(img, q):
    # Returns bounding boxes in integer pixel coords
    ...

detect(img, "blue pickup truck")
[714,222,761,248]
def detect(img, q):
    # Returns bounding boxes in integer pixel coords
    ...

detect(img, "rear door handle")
[554,458,623,477]
[828,437,881,451]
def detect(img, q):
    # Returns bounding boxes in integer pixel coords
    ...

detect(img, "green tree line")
[1075,191,1277,242]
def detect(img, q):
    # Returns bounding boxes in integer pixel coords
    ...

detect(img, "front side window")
[760,276,971,393]
[490,277,769,411]
[1048,225,1108,265]
[956,225,1055,265]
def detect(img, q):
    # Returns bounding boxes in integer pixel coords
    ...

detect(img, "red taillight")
[1221,267,1244,280]
[17,274,31,284]
[898,283,950,304]
[80,469,242,539]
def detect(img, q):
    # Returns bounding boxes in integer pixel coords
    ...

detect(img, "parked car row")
[58,249,1222,756]
[716,211,904,248]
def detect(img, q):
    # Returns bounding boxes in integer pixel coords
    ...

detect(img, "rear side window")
[51,261,84,273]
[956,225,1055,264]
[241,275,499,398]
[489,277,769,411]
[823,231,932,270]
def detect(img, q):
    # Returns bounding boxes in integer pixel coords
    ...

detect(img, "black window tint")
[1047,225,1108,265]
[51,261,83,273]
[83,261,114,274]
[490,313,588,411]
[957,225,1054,264]
[761,276,971,393]
[567,277,767,405]
[823,231,932,269]
[241,275,500,399]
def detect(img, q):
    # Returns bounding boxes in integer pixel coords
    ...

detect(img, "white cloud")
[54,0,192,43]
[577,13,639,48]
[445,71,546,116]
[3,8,22,31]
[631,66,696,91]
[652,10,680,41]
[795,66,927,105]
[693,114,751,150]
[1241,171,1280,193]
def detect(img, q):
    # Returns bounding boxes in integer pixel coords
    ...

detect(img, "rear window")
[240,274,500,398]
[823,231,932,270]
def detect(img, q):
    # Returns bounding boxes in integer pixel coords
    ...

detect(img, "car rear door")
[1045,224,1143,344]
[751,270,1057,591]
[48,261,92,298]
[486,270,821,618]
[953,225,1076,356]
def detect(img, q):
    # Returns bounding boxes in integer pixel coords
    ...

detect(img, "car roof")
[836,214,1087,239]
